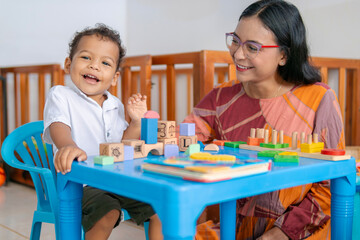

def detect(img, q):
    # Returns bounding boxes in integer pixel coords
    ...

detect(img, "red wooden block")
[321,149,346,156]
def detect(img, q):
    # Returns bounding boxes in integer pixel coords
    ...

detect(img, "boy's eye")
[102,61,111,66]
[81,56,90,60]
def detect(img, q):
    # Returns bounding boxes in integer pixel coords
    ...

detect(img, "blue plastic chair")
[1,121,149,240]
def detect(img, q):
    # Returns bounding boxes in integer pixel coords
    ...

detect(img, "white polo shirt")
[43,85,128,157]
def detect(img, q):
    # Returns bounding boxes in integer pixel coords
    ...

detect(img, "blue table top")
[63,146,356,207]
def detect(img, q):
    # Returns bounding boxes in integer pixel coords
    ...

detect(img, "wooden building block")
[158,137,178,145]
[179,123,195,136]
[204,144,219,151]
[143,110,160,119]
[179,135,198,151]
[122,139,146,159]
[158,120,176,139]
[212,140,230,146]
[141,118,158,144]
[300,142,324,153]
[184,144,201,155]
[144,142,164,156]
[164,144,179,158]
[99,143,124,162]
[224,141,246,148]
[94,155,114,165]
[123,145,134,161]
[247,137,264,146]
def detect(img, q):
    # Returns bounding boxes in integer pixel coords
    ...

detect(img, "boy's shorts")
[82,186,156,232]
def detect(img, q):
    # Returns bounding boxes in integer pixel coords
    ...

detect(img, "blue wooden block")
[141,118,158,144]
[123,145,134,161]
[164,144,179,158]
[179,123,195,136]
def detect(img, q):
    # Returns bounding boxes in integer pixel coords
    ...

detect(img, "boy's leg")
[148,214,163,240]
[82,186,123,239]
[85,209,120,240]
[119,196,163,240]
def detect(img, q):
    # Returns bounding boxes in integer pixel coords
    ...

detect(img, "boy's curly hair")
[68,23,126,71]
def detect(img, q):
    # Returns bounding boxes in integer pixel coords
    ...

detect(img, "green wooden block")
[94,155,115,165]
[185,144,200,155]
[260,143,284,149]
[258,150,284,158]
[224,141,247,148]
[273,154,299,163]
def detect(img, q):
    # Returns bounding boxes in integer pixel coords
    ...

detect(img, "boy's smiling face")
[64,34,120,105]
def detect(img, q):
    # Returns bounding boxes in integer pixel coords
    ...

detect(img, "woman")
[187,0,344,239]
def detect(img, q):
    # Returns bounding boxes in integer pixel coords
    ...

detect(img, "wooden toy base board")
[239,144,351,161]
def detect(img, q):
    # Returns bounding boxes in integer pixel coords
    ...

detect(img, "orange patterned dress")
[185,80,345,240]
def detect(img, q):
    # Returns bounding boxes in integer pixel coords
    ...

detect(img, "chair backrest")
[1,121,57,212]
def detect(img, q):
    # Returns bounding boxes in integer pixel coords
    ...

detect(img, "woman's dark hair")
[68,23,126,71]
[240,0,321,85]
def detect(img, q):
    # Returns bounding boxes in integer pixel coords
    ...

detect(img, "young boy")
[43,23,162,240]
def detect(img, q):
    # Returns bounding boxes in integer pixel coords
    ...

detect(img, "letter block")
[99,143,124,162]
[179,135,198,151]
[158,120,176,139]
[158,137,178,145]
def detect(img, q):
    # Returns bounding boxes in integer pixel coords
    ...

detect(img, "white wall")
[2,0,358,67]
[0,0,127,67]
[126,0,360,58]
[0,0,359,123]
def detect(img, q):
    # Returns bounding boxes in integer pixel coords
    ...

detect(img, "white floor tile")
[0,182,146,239]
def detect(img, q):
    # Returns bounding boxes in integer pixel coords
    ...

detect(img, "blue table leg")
[331,173,356,240]
[153,202,203,240]
[57,175,83,240]
[220,200,236,240]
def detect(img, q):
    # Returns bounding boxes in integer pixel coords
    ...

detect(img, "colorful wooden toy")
[179,123,195,136]
[94,156,115,165]
[99,143,124,162]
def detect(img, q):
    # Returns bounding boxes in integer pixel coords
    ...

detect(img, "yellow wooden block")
[190,152,212,159]
[278,151,298,156]
[190,152,236,162]
[300,142,324,153]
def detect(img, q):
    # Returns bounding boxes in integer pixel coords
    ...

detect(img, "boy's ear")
[111,71,120,86]
[64,57,72,74]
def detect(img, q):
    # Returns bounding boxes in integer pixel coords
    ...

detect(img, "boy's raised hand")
[126,93,148,121]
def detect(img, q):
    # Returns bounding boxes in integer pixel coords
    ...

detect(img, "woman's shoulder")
[292,82,336,97]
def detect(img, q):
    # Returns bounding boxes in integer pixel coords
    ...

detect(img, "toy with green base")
[239,128,351,161]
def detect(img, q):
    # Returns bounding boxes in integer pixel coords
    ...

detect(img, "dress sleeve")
[43,86,70,144]
[274,88,344,239]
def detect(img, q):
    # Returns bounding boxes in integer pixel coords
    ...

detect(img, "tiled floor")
[0,182,146,240]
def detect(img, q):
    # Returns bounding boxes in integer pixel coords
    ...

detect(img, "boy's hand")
[126,93,147,122]
[54,144,87,175]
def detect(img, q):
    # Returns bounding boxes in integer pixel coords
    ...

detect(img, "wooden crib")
[1,51,359,146]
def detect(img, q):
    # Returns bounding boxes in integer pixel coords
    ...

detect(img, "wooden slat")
[166,64,176,121]
[187,73,192,115]
[338,68,346,120]
[38,73,45,120]
[320,67,328,84]
[157,73,163,119]
[14,73,19,127]
[353,69,360,145]
[20,73,30,125]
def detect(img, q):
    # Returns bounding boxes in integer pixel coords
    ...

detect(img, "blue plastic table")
[57,147,356,240]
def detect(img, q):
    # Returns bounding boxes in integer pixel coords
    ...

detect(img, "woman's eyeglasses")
[225,32,279,59]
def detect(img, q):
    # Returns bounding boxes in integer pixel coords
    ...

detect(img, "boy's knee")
[103,209,120,223]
